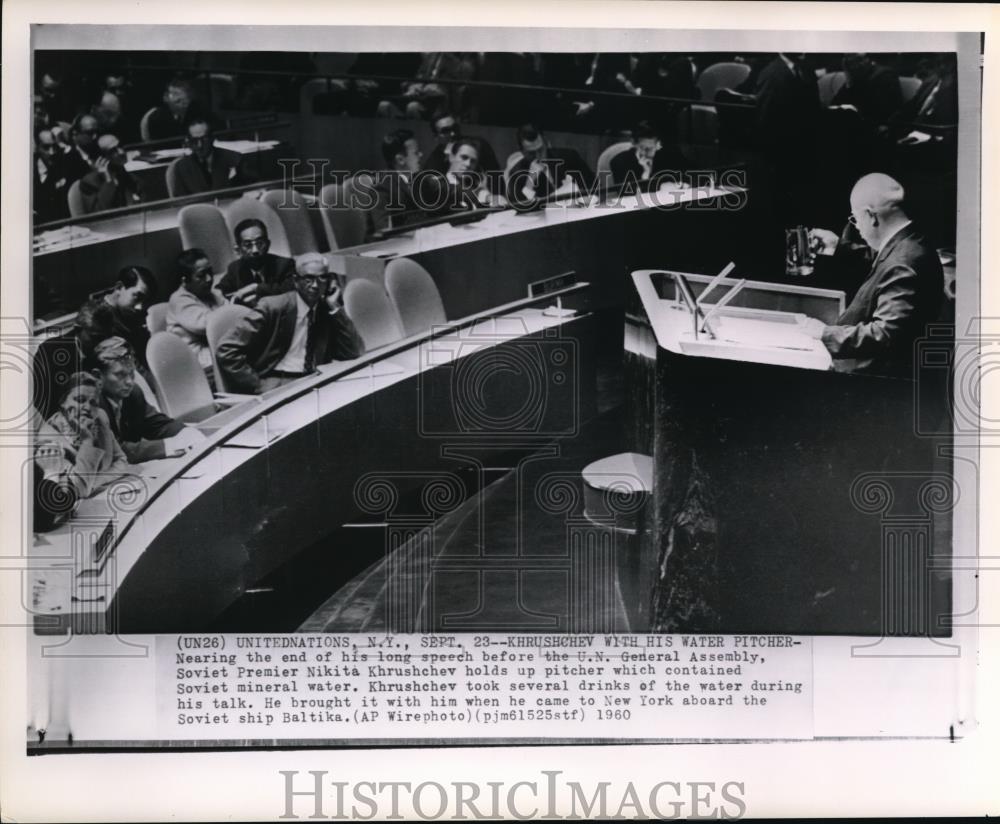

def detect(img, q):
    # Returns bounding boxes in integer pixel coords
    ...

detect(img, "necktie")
[918,81,941,117]
[303,308,317,373]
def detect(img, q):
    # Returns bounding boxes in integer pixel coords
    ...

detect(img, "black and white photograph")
[2,1,998,820]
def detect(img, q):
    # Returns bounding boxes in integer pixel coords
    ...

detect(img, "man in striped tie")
[214,253,364,394]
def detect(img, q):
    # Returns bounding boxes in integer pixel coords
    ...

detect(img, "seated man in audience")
[421,110,502,195]
[166,248,225,372]
[59,113,100,185]
[34,372,129,500]
[217,219,295,305]
[171,118,250,197]
[103,265,157,373]
[371,128,425,234]
[423,137,497,218]
[91,337,204,462]
[830,53,903,125]
[33,299,115,420]
[803,173,944,377]
[506,123,594,207]
[215,253,364,394]
[77,134,144,213]
[609,120,688,194]
[33,128,72,223]
[146,77,216,141]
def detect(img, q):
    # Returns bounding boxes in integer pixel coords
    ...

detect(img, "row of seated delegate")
[31,249,445,532]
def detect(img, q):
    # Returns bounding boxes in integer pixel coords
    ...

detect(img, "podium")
[629,270,951,636]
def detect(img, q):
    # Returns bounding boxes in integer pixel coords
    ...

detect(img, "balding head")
[849,173,909,250]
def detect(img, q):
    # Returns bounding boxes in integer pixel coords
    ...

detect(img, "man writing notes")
[804,173,944,376]
[215,253,364,394]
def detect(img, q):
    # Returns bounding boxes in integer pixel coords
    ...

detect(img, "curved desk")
[629,270,952,636]
[30,287,598,633]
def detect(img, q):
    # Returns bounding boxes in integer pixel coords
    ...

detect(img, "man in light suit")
[215,253,364,394]
[170,118,249,197]
[804,173,944,376]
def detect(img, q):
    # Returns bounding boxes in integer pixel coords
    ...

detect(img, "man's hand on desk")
[164,426,207,457]
[802,318,828,340]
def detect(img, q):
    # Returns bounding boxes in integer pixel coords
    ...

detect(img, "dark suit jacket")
[754,57,821,152]
[831,65,903,123]
[217,254,296,298]
[371,173,425,233]
[102,384,184,463]
[78,167,143,213]
[506,148,594,205]
[145,102,218,141]
[215,292,364,394]
[821,223,943,376]
[33,154,72,223]
[109,306,151,372]
[170,149,247,197]
[609,145,688,193]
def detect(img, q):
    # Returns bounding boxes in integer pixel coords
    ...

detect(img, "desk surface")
[29,305,580,628]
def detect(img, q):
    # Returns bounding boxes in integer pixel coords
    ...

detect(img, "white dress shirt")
[273,293,314,374]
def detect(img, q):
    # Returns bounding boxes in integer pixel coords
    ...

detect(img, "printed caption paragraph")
[159,634,814,740]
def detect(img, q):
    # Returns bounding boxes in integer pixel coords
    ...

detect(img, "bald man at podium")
[804,173,944,376]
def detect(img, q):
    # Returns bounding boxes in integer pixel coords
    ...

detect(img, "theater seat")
[384,258,447,337]
[319,183,368,250]
[178,203,235,275]
[262,189,319,256]
[138,107,158,143]
[818,71,848,106]
[165,157,184,199]
[503,151,524,189]
[596,141,632,182]
[146,303,169,335]
[224,196,291,259]
[343,279,405,352]
[696,62,751,102]
[898,76,922,103]
[66,180,85,218]
[206,303,257,393]
[146,332,218,423]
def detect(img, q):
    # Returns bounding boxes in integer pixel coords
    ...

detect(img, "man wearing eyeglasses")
[170,118,248,197]
[215,253,364,394]
[803,173,943,376]
[217,219,295,306]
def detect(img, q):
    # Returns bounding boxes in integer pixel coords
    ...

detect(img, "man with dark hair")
[170,118,249,197]
[146,77,215,140]
[91,337,202,462]
[421,110,502,194]
[506,123,593,206]
[831,53,903,124]
[60,113,100,185]
[371,129,425,233]
[32,299,115,419]
[166,248,225,370]
[77,134,144,213]
[609,120,688,194]
[33,128,71,223]
[217,219,295,305]
[216,253,364,394]
[103,265,158,371]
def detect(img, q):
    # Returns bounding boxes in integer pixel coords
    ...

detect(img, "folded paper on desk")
[714,316,818,352]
